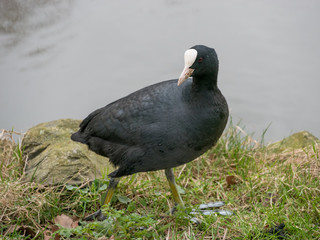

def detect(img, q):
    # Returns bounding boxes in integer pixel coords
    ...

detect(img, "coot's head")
[178,45,219,86]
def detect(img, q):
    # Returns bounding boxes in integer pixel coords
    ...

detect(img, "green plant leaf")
[117,195,132,204]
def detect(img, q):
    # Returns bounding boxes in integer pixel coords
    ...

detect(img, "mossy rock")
[21,119,114,185]
[267,131,319,153]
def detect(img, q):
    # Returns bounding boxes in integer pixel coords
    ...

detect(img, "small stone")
[207,201,225,208]
[215,209,234,216]
[190,217,201,224]
[202,210,216,215]
[199,204,208,209]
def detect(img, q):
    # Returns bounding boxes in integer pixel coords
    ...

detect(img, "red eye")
[198,57,203,63]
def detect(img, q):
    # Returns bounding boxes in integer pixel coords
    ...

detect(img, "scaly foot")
[83,209,106,221]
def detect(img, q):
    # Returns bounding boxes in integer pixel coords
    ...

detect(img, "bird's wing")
[80,80,184,145]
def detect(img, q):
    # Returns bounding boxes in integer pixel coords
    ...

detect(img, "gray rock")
[21,119,114,185]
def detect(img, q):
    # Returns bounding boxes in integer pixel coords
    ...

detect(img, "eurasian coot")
[71,45,229,220]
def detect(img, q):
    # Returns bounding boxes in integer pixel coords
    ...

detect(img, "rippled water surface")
[1,0,319,142]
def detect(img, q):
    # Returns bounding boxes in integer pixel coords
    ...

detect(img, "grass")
[0,123,319,239]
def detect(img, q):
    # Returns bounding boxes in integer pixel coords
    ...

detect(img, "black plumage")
[71,45,228,219]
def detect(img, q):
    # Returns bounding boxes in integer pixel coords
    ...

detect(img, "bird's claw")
[83,209,107,221]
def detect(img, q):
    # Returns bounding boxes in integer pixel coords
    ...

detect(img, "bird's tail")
[71,131,87,144]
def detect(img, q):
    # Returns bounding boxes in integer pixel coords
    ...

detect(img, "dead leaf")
[226,175,237,187]
[54,214,73,228]
[44,225,61,240]
[97,236,111,240]
[51,224,60,233]
[44,230,54,240]
[51,214,78,239]
[71,220,79,228]
[52,225,61,240]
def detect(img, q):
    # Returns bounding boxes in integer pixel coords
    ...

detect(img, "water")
[1,0,320,142]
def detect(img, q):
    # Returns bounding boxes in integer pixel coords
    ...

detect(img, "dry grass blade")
[0,129,25,179]
[0,130,57,237]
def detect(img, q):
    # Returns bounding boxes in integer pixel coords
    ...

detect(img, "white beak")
[178,49,197,86]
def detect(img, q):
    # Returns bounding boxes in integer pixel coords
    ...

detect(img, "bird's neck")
[192,74,218,91]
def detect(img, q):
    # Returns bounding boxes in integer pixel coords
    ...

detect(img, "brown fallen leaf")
[54,214,74,228]
[51,225,60,232]
[226,175,237,187]
[98,236,110,240]
[44,230,55,240]
[50,214,78,239]
[71,220,79,228]
[44,225,61,240]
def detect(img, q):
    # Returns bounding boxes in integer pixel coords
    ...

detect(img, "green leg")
[84,177,120,221]
[165,168,184,208]
[101,177,120,206]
